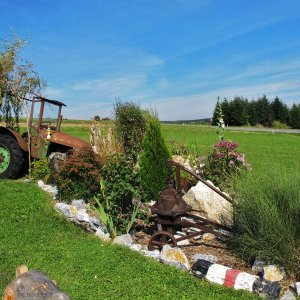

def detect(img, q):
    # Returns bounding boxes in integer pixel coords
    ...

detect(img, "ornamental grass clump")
[231,171,300,279]
[201,140,250,190]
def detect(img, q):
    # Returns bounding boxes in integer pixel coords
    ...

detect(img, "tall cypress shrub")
[140,113,170,201]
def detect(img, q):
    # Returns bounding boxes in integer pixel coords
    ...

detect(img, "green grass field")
[62,124,300,176]
[0,180,256,300]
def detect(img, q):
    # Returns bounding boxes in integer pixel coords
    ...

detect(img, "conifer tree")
[140,113,170,201]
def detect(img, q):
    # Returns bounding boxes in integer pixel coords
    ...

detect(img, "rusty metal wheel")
[148,231,177,251]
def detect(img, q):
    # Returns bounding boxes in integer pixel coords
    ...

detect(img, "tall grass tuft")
[231,171,300,279]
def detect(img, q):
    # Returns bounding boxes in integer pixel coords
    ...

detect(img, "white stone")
[71,199,86,209]
[294,282,300,296]
[37,180,58,196]
[263,265,285,281]
[191,254,218,264]
[95,229,111,242]
[112,234,133,246]
[130,244,142,252]
[174,231,190,246]
[141,250,161,260]
[54,203,77,218]
[160,245,190,270]
[280,290,296,300]
[171,155,192,170]
[183,180,233,227]
[234,272,258,292]
[206,264,230,285]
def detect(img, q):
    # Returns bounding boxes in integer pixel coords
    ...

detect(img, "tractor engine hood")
[42,130,91,150]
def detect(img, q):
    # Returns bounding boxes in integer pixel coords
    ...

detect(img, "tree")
[0,35,45,131]
[230,96,248,126]
[255,95,271,126]
[271,97,289,124]
[140,112,170,201]
[248,100,258,126]
[211,97,223,126]
[288,104,300,129]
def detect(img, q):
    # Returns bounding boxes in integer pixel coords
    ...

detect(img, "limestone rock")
[174,231,190,246]
[263,265,285,281]
[202,233,215,241]
[280,290,296,300]
[191,254,218,264]
[112,234,133,246]
[95,229,111,242]
[160,245,190,270]
[54,203,77,218]
[141,250,161,260]
[295,282,300,296]
[183,180,233,227]
[38,180,59,199]
[71,199,86,210]
[76,211,90,223]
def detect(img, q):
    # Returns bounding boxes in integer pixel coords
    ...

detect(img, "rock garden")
[30,101,300,300]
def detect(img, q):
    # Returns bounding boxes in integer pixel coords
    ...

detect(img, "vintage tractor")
[0,95,91,179]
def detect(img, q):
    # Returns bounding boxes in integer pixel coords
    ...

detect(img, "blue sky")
[1,0,300,120]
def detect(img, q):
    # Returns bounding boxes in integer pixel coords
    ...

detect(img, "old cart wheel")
[0,135,23,179]
[148,231,177,251]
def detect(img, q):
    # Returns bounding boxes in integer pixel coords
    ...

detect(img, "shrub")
[140,113,170,201]
[98,153,142,235]
[231,172,300,278]
[55,150,102,202]
[31,158,52,183]
[271,120,289,129]
[114,100,146,160]
[201,140,250,190]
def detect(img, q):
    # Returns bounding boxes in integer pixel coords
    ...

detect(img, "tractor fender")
[0,126,28,152]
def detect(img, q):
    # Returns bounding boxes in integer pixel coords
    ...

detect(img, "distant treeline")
[161,118,211,125]
[212,96,300,129]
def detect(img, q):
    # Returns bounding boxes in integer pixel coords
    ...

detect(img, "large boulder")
[182,180,233,227]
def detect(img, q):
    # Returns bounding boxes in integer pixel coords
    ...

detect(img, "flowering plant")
[200,140,251,189]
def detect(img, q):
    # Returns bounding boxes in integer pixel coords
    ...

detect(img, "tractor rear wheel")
[0,135,24,179]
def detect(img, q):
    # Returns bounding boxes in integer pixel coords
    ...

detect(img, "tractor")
[0,95,91,179]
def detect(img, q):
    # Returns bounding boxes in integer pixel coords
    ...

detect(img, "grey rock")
[280,290,296,300]
[160,245,190,270]
[71,199,86,209]
[76,212,90,223]
[112,234,133,246]
[252,258,265,274]
[191,254,218,264]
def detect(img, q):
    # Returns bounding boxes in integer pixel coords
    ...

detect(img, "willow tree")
[0,35,45,131]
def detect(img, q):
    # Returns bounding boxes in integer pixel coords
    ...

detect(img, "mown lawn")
[0,180,257,300]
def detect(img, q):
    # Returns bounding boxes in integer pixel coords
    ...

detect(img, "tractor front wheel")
[0,135,24,179]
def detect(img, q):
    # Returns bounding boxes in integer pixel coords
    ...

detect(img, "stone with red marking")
[234,272,258,292]
[206,263,230,285]
[224,269,241,287]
